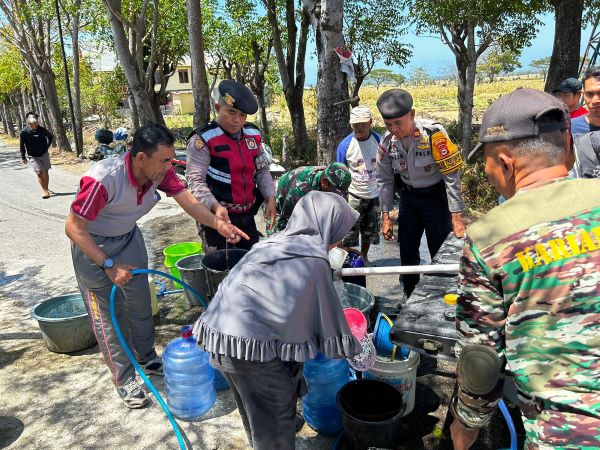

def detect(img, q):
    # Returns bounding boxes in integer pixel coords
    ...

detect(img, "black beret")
[218,80,258,115]
[376,89,413,119]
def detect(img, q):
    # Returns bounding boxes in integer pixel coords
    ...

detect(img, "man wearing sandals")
[20,111,53,199]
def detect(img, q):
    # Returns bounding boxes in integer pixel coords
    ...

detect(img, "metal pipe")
[335,263,459,277]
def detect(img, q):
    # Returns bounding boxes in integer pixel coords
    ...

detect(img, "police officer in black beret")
[186,80,276,252]
[376,89,466,297]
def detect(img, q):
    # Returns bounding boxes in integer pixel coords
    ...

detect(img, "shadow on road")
[0,415,25,448]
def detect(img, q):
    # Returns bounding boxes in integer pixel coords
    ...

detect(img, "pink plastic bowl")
[344,307,367,341]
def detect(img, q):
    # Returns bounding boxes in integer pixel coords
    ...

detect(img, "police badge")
[245,138,257,150]
[224,93,235,106]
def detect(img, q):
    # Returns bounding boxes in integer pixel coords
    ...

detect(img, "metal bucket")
[363,351,420,416]
[175,254,210,307]
[201,249,248,298]
[31,293,97,353]
[338,283,375,326]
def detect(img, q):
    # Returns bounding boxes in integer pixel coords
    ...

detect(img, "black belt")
[517,388,600,420]
[399,180,444,194]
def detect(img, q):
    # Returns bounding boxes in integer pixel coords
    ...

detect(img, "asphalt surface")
[0,139,522,449]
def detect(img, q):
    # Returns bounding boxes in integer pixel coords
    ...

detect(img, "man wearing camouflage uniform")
[271,162,351,234]
[450,88,600,450]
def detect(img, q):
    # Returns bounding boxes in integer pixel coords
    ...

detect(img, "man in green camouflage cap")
[270,162,351,234]
[450,88,600,450]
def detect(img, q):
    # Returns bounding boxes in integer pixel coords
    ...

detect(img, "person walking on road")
[450,88,600,450]
[20,111,53,199]
[65,123,248,409]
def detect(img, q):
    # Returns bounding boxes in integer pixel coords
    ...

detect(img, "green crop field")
[166,74,545,143]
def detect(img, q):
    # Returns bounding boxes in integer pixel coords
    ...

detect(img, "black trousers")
[199,210,260,251]
[211,356,306,450]
[397,181,451,296]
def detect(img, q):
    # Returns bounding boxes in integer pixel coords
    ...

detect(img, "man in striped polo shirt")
[65,123,248,408]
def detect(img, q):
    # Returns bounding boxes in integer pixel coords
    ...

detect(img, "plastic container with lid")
[162,325,216,420]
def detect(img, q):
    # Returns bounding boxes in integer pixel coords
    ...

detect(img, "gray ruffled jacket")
[193,191,362,362]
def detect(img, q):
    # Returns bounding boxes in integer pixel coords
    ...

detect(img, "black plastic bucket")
[336,379,405,450]
[201,249,248,298]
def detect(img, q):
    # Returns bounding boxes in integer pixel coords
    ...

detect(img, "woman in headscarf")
[193,191,362,450]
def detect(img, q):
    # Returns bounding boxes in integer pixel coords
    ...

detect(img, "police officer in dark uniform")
[376,89,466,297]
[186,80,276,252]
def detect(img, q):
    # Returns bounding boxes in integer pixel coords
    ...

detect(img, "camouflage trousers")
[523,410,600,449]
[342,194,380,247]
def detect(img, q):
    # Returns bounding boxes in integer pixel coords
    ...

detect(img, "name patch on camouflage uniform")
[515,226,600,272]
[431,131,463,174]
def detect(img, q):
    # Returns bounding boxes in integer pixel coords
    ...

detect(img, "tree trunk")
[454,26,477,155]
[13,93,24,127]
[187,0,211,128]
[545,0,584,92]
[350,76,365,107]
[303,0,350,163]
[38,69,72,151]
[32,75,50,131]
[255,82,269,137]
[104,1,158,125]
[22,88,33,112]
[28,69,42,120]
[150,92,166,126]
[70,5,84,156]
[266,0,310,159]
[285,88,310,161]
[128,89,140,131]
[0,104,8,135]
[209,68,219,118]
[2,103,15,137]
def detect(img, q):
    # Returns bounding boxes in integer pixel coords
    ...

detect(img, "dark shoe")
[116,378,150,409]
[141,355,163,376]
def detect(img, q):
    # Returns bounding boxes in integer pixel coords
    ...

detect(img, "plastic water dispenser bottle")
[163,325,216,420]
[302,353,351,435]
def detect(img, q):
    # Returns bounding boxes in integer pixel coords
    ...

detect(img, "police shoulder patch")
[194,138,206,151]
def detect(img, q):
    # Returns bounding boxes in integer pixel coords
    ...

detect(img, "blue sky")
[303,13,595,86]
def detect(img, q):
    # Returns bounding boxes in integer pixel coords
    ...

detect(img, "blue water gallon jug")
[163,325,216,420]
[302,353,351,435]
[213,369,230,391]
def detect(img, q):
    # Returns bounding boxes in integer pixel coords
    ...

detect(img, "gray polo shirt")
[71,153,185,237]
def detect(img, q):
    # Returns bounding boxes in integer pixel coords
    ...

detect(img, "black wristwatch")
[100,258,114,271]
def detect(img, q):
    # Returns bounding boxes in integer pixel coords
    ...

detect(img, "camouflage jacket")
[455,177,600,448]
[271,166,324,234]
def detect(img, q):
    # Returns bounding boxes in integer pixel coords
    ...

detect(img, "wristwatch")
[100,258,114,271]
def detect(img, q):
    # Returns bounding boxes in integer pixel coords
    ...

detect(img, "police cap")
[376,89,413,119]
[218,80,258,115]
